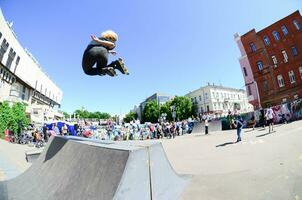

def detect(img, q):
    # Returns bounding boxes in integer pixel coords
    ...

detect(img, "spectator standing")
[265,107,275,133]
[52,123,60,135]
[43,124,49,142]
[260,109,266,129]
[234,116,244,142]
[204,119,209,135]
[61,124,68,136]
[250,115,256,130]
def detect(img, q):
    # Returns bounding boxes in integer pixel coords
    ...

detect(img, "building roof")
[186,85,245,96]
[241,10,300,37]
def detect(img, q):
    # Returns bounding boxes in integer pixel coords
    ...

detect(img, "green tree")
[170,96,193,120]
[0,101,12,138]
[142,100,159,123]
[62,111,70,119]
[99,112,111,119]
[74,109,90,119]
[123,112,137,123]
[159,102,172,122]
[73,109,111,119]
[11,102,29,135]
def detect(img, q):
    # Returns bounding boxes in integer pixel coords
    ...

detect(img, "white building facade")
[186,84,253,117]
[0,9,63,123]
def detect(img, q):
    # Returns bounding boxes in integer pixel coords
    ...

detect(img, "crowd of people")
[72,119,195,141]
[9,102,300,147]
[7,118,196,148]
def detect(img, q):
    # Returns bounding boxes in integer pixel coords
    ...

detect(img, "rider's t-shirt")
[88,37,115,50]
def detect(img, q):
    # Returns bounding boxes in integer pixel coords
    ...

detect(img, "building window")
[299,67,302,79]
[256,61,263,71]
[273,31,280,41]
[21,85,27,100]
[243,67,248,76]
[282,50,288,63]
[277,75,285,87]
[6,48,16,69]
[0,32,2,39]
[0,38,9,62]
[205,93,208,100]
[199,95,202,101]
[291,46,298,56]
[281,25,289,36]
[293,20,301,30]
[271,55,278,67]
[289,70,296,83]
[16,56,20,65]
[247,85,252,96]
[263,36,270,46]
[249,42,256,52]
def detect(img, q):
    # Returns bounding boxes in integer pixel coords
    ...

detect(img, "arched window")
[281,25,289,36]
[277,75,285,87]
[273,31,280,41]
[256,61,263,71]
[263,36,270,45]
[288,70,296,83]
[293,20,301,30]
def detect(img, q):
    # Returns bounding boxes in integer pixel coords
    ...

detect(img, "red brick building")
[235,10,302,108]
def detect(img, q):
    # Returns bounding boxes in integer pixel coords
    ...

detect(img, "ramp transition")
[0,136,190,200]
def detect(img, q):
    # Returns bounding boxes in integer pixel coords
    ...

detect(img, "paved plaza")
[0,120,302,199]
[163,120,302,200]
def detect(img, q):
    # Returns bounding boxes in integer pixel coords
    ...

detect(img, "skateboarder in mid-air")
[82,30,129,77]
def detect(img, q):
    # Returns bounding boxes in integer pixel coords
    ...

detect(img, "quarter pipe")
[0,136,189,200]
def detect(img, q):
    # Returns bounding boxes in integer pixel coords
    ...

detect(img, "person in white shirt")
[265,107,274,133]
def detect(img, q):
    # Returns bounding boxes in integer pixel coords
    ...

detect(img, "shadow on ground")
[216,142,236,147]
[256,131,276,138]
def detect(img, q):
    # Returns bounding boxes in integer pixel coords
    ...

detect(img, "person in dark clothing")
[260,109,266,128]
[234,116,244,142]
[204,119,209,135]
[42,124,49,143]
[82,30,129,77]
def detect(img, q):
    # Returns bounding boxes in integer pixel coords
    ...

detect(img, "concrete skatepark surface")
[1,120,302,200]
[0,136,189,200]
[162,120,302,200]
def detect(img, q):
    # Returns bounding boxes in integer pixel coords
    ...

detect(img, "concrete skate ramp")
[0,136,189,200]
[192,120,222,133]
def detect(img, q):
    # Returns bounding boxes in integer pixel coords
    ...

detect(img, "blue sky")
[1,0,301,115]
